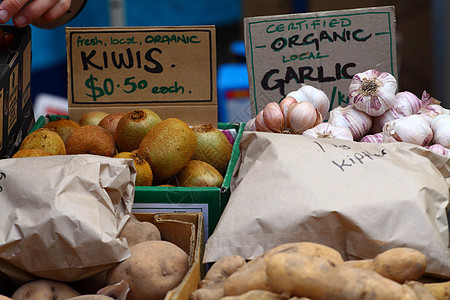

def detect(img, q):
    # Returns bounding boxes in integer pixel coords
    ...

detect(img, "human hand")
[0,0,72,28]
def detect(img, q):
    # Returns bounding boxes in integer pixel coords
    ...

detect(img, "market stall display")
[0,3,449,298]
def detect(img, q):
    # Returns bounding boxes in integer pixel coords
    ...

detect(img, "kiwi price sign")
[84,75,185,102]
[66,26,216,105]
[244,6,397,118]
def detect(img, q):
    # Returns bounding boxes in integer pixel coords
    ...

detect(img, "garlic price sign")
[244,6,397,118]
[65,26,217,125]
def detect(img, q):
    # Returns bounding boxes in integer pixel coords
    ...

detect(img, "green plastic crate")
[31,115,244,238]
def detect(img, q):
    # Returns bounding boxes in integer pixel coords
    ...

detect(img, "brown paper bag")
[0,154,136,283]
[204,131,450,278]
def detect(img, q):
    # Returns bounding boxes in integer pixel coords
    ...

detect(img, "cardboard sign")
[0,26,34,158]
[244,6,397,117]
[66,26,217,125]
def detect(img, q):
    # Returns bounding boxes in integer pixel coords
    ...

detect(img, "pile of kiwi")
[14,109,233,188]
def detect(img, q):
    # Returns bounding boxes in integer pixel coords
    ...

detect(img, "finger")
[32,0,72,27]
[0,0,30,24]
[12,0,64,28]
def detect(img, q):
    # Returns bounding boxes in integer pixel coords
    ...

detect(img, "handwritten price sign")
[66,27,216,105]
[84,75,185,102]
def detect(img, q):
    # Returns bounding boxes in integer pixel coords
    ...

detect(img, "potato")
[424,281,450,300]
[119,214,161,247]
[344,247,427,283]
[404,281,436,300]
[200,255,246,289]
[220,289,283,300]
[223,256,268,296]
[11,279,80,300]
[106,240,189,300]
[66,296,112,300]
[223,242,344,297]
[0,296,12,300]
[264,242,344,265]
[190,255,246,300]
[190,288,223,300]
[266,252,418,300]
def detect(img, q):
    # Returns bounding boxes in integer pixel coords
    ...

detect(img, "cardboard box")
[0,25,34,158]
[133,212,204,300]
[30,115,245,239]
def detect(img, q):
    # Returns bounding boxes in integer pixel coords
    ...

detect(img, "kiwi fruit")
[65,125,116,157]
[12,148,53,158]
[98,112,127,139]
[137,118,197,181]
[78,111,109,126]
[191,124,233,175]
[174,160,224,187]
[114,151,153,186]
[20,128,66,155]
[43,119,80,144]
[115,109,162,152]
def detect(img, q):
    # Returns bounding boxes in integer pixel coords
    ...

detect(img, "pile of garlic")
[245,69,450,157]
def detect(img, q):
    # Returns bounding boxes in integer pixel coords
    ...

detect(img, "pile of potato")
[0,215,190,300]
[191,242,450,300]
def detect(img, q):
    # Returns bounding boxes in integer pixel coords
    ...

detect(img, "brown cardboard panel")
[244,6,397,117]
[133,212,204,300]
[0,26,33,158]
[7,63,19,135]
[22,41,31,110]
[66,26,217,125]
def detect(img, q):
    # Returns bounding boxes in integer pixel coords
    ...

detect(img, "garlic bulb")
[255,110,271,132]
[419,104,450,124]
[394,91,423,115]
[254,100,322,134]
[382,114,433,146]
[244,118,256,131]
[426,144,450,157]
[302,123,353,141]
[430,114,450,148]
[262,102,285,133]
[360,132,383,143]
[280,96,297,123]
[286,101,322,134]
[349,69,397,116]
[372,91,422,132]
[328,105,372,141]
[286,84,330,119]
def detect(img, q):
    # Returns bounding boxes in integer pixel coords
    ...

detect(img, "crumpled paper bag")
[0,154,136,283]
[204,131,450,278]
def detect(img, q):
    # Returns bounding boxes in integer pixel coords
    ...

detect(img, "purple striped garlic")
[426,144,450,157]
[382,114,433,146]
[372,91,423,132]
[360,132,384,143]
[349,69,397,117]
[327,105,372,141]
[302,123,353,141]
